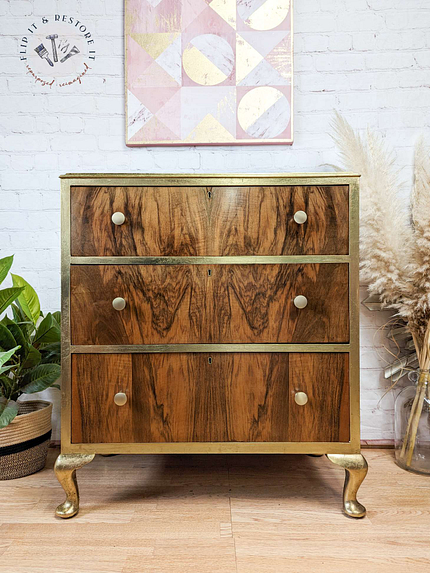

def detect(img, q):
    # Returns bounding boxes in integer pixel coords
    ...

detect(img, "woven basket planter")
[0,400,52,480]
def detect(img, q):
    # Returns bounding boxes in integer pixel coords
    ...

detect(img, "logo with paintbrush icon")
[20,15,96,88]
[34,39,80,67]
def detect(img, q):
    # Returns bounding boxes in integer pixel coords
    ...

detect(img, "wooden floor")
[0,448,429,573]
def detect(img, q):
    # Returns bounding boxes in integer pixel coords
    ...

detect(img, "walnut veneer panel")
[70,264,349,345]
[288,353,350,442]
[71,354,133,443]
[70,186,349,256]
[71,353,349,444]
[211,186,349,255]
[71,186,209,257]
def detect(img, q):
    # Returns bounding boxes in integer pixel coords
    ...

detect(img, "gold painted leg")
[54,454,95,519]
[326,454,368,518]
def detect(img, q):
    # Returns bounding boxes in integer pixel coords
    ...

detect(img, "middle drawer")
[71,264,349,345]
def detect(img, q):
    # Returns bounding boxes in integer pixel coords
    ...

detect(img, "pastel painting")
[125,0,293,146]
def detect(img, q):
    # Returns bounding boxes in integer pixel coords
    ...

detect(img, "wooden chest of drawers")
[55,173,368,519]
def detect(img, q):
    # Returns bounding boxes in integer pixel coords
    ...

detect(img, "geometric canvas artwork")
[125,0,293,146]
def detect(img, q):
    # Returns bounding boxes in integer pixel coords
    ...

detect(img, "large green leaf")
[52,311,61,325]
[0,363,17,375]
[0,256,13,286]
[20,363,61,394]
[11,274,40,325]
[0,323,17,351]
[11,303,26,323]
[0,346,20,367]
[33,313,60,344]
[0,286,25,316]
[0,374,13,397]
[40,341,61,365]
[6,323,28,359]
[18,321,35,340]
[0,399,19,428]
[21,345,42,369]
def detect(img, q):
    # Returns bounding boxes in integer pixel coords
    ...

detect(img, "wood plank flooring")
[0,449,429,573]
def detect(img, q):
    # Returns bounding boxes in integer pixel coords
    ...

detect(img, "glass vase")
[394,370,430,475]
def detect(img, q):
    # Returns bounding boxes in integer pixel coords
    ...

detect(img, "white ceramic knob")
[112,297,126,311]
[295,392,308,406]
[114,392,127,406]
[294,210,308,224]
[293,295,308,309]
[112,212,125,225]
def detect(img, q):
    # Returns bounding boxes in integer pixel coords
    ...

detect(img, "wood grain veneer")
[70,353,349,444]
[70,263,349,345]
[288,353,350,442]
[70,185,349,257]
[71,354,133,443]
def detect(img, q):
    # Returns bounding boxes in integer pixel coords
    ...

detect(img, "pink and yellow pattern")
[125,0,293,146]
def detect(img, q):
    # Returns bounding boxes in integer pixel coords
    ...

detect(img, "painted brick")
[32,0,55,15]
[60,116,84,133]
[314,53,365,72]
[50,134,96,151]
[365,52,416,70]
[9,1,32,16]
[81,1,106,16]
[328,33,352,52]
[10,154,35,170]
[0,115,36,134]
[2,134,49,152]
[36,116,59,133]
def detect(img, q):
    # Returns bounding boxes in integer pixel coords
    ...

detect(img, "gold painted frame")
[124,1,294,146]
[60,173,360,455]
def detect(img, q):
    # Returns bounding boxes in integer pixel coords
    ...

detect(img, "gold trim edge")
[71,255,351,265]
[70,344,351,354]
[62,442,361,455]
[60,172,361,179]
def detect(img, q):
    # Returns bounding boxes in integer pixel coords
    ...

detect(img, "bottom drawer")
[71,353,350,444]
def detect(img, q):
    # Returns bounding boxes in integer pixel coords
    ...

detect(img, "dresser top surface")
[60,172,360,180]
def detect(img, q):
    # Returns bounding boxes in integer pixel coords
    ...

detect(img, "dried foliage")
[332,112,430,348]
[332,114,430,468]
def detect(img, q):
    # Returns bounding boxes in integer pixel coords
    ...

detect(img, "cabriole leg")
[54,453,95,519]
[326,454,368,518]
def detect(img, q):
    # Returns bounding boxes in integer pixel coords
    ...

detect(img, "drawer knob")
[112,212,125,225]
[295,392,308,406]
[114,392,127,406]
[294,210,308,224]
[293,295,308,309]
[112,297,126,311]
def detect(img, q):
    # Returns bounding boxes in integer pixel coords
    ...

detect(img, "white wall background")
[1,0,429,441]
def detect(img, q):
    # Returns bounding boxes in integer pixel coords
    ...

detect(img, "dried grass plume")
[331,112,430,346]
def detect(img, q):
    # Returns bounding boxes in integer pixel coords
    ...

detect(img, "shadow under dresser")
[55,173,368,519]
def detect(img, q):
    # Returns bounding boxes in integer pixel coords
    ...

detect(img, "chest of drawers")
[55,173,367,519]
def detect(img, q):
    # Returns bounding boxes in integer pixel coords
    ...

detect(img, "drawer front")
[71,353,350,444]
[70,263,349,345]
[70,185,349,256]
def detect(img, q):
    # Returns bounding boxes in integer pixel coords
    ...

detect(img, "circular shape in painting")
[237,0,290,31]
[238,87,290,139]
[182,34,234,86]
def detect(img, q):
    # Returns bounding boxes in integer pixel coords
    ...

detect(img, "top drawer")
[70,185,349,257]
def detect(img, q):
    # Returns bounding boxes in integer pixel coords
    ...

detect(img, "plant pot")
[0,400,52,480]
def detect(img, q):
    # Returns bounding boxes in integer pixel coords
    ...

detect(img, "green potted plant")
[0,255,61,480]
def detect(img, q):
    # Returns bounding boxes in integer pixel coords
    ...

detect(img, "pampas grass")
[332,112,430,468]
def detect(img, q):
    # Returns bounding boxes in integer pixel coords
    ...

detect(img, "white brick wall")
[1,0,429,441]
